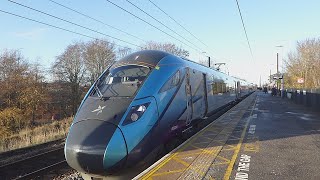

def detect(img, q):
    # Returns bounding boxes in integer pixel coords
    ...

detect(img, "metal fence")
[283,89,320,111]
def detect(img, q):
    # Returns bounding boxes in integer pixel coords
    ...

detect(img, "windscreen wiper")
[94,61,116,100]
[94,79,103,100]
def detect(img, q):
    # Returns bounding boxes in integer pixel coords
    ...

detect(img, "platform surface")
[134,92,320,180]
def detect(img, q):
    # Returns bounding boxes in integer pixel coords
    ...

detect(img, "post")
[276,53,279,90]
[208,56,211,67]
[281,76,284,98]
[277,53,279,74]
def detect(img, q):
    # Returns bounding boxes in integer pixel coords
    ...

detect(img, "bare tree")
[285,38,320,89]
[141,41,189,58]
[117,47,132,59]
[84,39,116,84]
[0,49,48,133]
[52,42,86,115]
[0,50,28,134]
[19,63,47,123]
[0,49,29,108]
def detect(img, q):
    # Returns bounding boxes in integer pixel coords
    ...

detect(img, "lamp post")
[276,45,284,98]
[268,64,274,85]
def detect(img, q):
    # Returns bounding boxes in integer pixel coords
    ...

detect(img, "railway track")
[0,147,72,179]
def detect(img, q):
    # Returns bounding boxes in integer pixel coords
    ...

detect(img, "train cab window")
[159,70,180,93]
[92,65,151,97]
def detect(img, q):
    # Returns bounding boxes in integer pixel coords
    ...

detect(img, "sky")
[1,0,320,85]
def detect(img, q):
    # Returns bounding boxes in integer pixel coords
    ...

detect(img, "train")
[64,50,254,179]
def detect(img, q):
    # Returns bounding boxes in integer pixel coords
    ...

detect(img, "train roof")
[112,50,252,84]
[113,50,171,68]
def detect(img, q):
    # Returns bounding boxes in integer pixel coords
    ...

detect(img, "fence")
[283,89,320,111]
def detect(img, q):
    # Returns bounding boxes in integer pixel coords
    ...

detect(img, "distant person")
[263,86,268,94]
[271,87,277,96]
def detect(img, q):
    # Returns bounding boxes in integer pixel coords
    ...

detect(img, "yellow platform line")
[141,129,224,179]
[152,168,186,177]
[172,156,191,167]
[174,151,204,158]
[152,162,229,178]
[174,157,208,176]
[211,140,236,149]
[140,152,178,180]
[222,147,237,151]
[223,95,257,180]
[189,144,215,154]
[216,155,231,164]
[140,128,210,179]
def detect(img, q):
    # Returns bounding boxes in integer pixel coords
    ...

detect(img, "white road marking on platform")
[248,125,256,134]
[235,172,248,180]
[235,154,251,180]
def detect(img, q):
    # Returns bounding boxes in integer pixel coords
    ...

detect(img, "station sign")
[297,78,304,84]
[272,73,283,80]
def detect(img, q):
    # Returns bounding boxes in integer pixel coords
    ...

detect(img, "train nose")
[65,120,127,174]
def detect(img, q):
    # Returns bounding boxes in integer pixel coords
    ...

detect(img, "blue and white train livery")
[64,50,253,178]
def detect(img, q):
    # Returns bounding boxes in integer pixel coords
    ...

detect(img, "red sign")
[297,78,304,84]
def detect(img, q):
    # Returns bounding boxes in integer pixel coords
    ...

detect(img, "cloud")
[13,28,47,40]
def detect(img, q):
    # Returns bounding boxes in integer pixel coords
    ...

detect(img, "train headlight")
[137,104,147,112]
[123,103,150,125]
[130,113,139,121]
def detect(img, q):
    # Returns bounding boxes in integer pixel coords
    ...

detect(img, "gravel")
[55,171,84,180]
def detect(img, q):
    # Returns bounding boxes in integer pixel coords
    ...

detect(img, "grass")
[0,117,73,152]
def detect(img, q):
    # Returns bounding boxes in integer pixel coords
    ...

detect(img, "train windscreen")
[92,65,150,98]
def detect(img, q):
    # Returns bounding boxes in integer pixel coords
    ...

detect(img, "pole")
[259,75,261,88]
[281,77,284,98]
[269,69,271,84]
[276,53,279,91]
[277,53,279,74]
[208,56,211,67]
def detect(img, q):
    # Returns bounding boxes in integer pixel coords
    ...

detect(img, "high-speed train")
[64,50,254,179]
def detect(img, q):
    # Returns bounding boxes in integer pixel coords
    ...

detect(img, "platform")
[134,92,320,180]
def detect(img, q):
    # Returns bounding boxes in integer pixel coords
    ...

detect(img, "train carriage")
[64,50,253,179]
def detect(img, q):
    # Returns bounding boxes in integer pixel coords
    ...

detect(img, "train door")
[185,68,193,125]
[200,73,208,118]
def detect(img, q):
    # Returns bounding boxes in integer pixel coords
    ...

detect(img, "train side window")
[212,82,227,94]
[159,70,180,93]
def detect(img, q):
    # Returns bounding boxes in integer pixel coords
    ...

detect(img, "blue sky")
[1,0,320,84]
